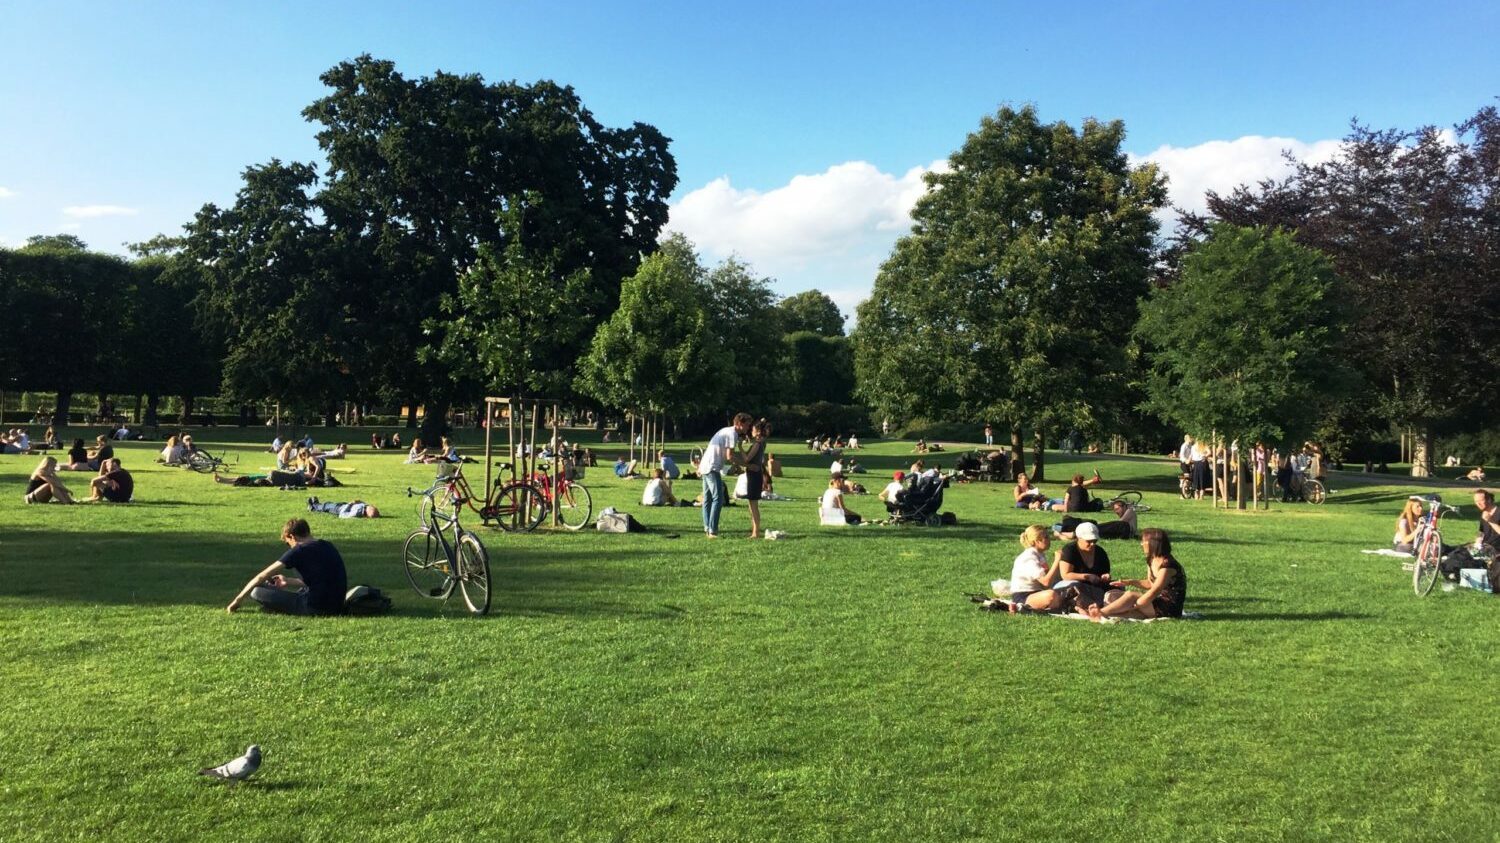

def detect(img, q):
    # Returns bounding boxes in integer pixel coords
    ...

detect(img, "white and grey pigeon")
[198,745,262,785]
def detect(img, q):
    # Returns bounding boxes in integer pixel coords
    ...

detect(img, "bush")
[895,419,980,442]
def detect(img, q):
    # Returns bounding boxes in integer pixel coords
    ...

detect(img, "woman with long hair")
[1086,528,1188,621]
[25,456,76,504]
[1393,498,1424,554]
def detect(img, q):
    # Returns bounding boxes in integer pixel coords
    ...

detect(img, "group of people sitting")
[1003,523,1188,621]
[912,438,945,454]
[807,434,859,454]
[404,436,460,465]
[215,444,338,488]
[1395,489,1500,590]
[25,454,133,504]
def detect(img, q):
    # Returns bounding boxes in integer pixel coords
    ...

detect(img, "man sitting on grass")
[88,458,134,503]
[1439,489,1500,589]
[641,468,682,506]
[227,518,348,615]
[306,496,380,518]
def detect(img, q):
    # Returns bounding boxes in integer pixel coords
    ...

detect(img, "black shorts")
[744,470,764,501]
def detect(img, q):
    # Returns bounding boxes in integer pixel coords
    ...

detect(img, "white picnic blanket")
[1053,610,1205,624]
[1361,548,1413,558]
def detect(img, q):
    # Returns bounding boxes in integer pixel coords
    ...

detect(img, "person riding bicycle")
[1438,489,1500,589]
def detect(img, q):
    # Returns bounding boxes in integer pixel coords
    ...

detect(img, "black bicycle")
[402,483,492,615]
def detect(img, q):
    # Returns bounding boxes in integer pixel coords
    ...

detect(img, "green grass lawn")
[3,428,1498,841]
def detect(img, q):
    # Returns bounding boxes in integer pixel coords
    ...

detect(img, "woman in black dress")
[1087,527,1187,621]
[742,419,770,538]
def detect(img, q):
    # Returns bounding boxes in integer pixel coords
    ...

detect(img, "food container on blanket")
[1459,569,1492,592]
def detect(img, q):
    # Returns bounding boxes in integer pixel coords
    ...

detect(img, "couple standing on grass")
[698,413,771,539]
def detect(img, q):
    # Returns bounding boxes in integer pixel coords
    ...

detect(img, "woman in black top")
[62,438,90,470]
[1057,522,1112,609]
[742,419,770,538]
[1086,527,1188,621]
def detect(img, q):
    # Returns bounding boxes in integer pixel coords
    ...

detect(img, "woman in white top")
[1007,524,1063,611]
[820,477,862,525]
[159,434,188,465]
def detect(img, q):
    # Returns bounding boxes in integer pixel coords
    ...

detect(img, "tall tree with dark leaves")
[302,55,677,443]
[1190,104,1500,476]
[703,254,790,414]
[853,105,1165,479]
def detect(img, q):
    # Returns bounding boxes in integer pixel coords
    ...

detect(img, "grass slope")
[1,429,1497,841]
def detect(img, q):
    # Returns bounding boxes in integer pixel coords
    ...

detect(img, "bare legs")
[747,499,761,539]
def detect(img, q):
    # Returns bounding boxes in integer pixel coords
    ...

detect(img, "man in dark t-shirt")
[227,518,349,615]
[88,458,134,502]
[1060,470,1104,512]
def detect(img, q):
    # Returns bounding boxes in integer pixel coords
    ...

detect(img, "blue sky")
[3,0,1496,315]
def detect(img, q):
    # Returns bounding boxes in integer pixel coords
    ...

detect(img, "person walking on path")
[697,413,752,539]
[984,424,993,447]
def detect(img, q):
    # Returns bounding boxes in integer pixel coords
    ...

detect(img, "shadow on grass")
[1202,611,1373,622]
[0,527,686,619]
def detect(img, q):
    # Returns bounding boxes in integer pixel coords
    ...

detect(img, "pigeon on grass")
[199,745,262,786]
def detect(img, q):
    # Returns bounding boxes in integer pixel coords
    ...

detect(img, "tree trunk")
[133,394,144,426]
[238,404,251,427]
[405,401,419,429]
[53,391,72,429]
[1236,452,1247,510]
[180,396,195,426]
[1410,429,1433,478]
[325,402,338,428]
[419,399,450,448]
[144,394,160,428]
[1009,426,1025,479]
[1031,430,1046,482]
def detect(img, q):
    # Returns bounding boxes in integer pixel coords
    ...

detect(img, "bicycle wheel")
[1114,490,1144,509]
[456,531,491,615]
[187,451,216,473]
[492,482,546,533]
[402,529,454,599]
[417,493,437,530]
[556,483,593,530]
[1304,479,1326,505]
[1413,530,1443,596]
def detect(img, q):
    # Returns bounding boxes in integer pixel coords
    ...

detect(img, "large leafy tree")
[302,55,678,441]
[1137,224,1353,452]
[1189,104,1500,475]
[181,161,359,416]
[703,254,790,414]
[853,105,1166,478]
[580,240,731,420]
[786,331,856,405]
[777,290,845,336]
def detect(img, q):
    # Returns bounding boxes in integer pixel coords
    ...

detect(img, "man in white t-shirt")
[878,471,906,513]
[641,469,678,506]
[697,413,752,537]
[830,458,844,476]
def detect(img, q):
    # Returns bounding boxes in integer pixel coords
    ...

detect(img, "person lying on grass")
[1057,521,1115,611]
[24,456,76,504]
[306,497,380,518]
[1054,499,1138,541]
[1008,524,1065,612]
[1085,527,1188,622]
[227,518,347,616]
[88,458,133,503]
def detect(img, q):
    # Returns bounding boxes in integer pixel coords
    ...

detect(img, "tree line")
[2,56,1494,477]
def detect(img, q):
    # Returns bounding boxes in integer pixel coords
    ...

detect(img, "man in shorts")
[227,518,349,615]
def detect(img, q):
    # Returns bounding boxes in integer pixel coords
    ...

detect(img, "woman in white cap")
[1057,521,1114,610]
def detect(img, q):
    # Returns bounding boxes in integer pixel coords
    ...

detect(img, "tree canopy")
[852,105,1166,477]
[777,290,845,336]
[1136,224,1353,447]
[1189,104,1500,473]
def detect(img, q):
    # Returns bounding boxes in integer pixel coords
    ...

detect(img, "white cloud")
[1134,135,1343,220]
[666,159,946,272]
[62,204,139,218]
[0,187,16,198]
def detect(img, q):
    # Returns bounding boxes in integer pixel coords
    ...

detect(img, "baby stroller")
[890,472,946,525]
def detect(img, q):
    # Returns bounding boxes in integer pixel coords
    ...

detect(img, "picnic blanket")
[1361,548,1413,558]
[973,594,1203,623]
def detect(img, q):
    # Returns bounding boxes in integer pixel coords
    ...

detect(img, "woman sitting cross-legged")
[25,456,76,504]
[819,476,863,525]
[1006,525,1065,612]
[1085,527,1189,622]
[1056,521,1114,610]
